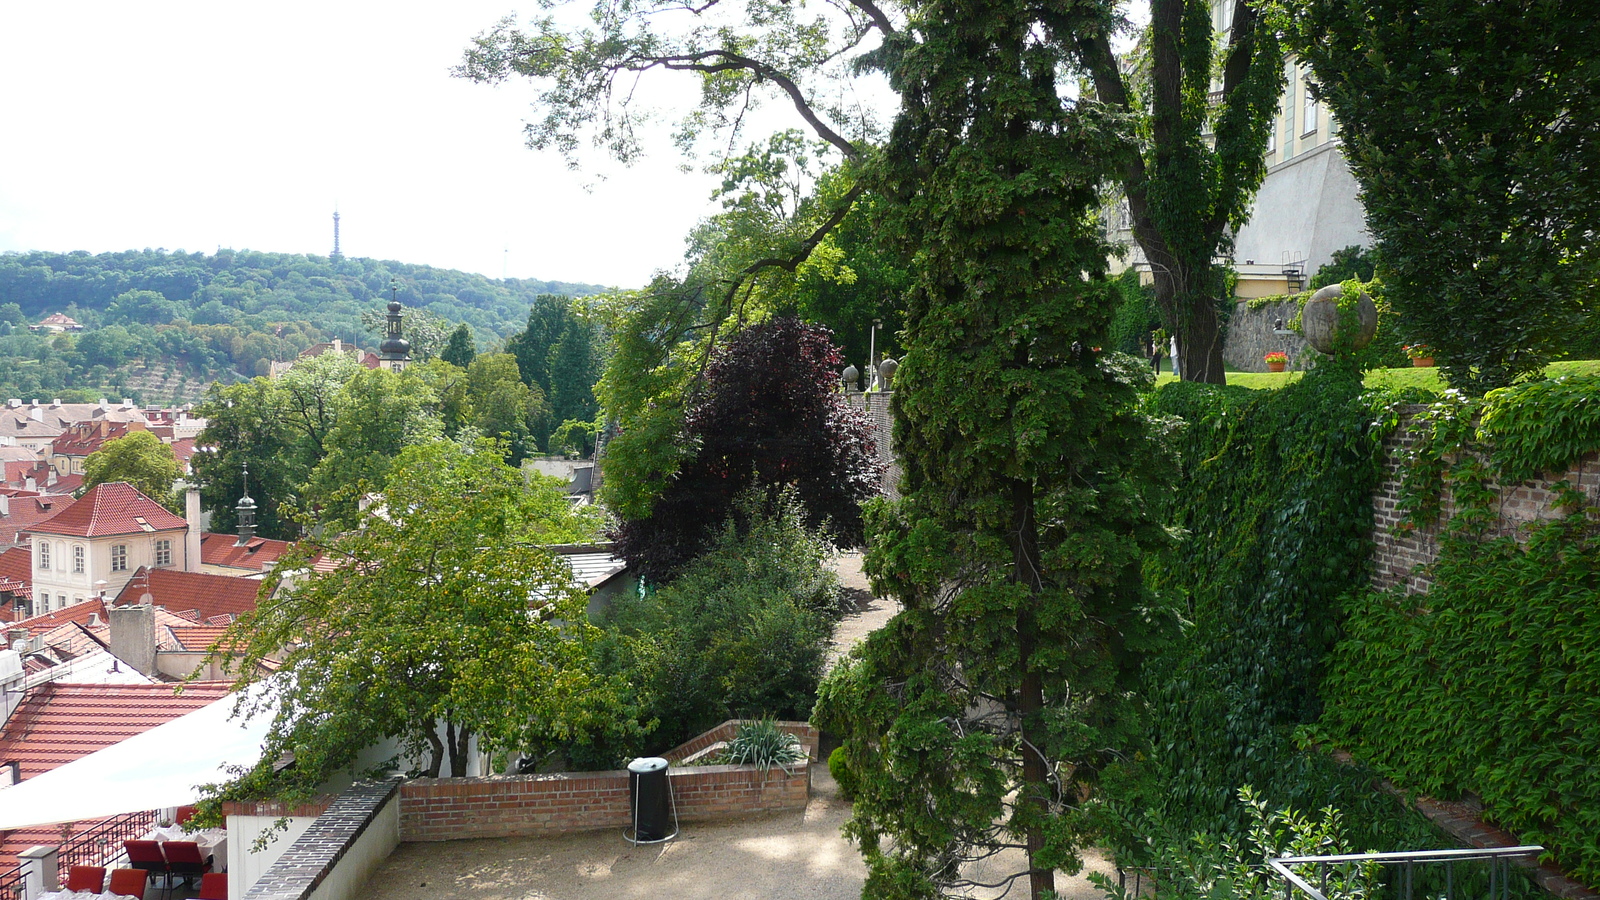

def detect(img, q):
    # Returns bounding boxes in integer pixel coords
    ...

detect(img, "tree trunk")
[1150,266,1229,384]
[424,728,445,778]
[1009,477,1055,900]
[445,721,471,778]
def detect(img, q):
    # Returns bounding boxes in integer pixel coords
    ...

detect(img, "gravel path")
[826,550,900,668]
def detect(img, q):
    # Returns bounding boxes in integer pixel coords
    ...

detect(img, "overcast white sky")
[0,2,1145,291]
[0,1,735,289]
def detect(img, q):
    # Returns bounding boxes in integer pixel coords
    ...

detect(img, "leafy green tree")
[301,367,443,528]
[0,302,27,326]
[1078,0,1286,384]
[1308,245,1379,290]
[583,490,840,762]
[80,430,184,511]
[464,352,547,464]
[192,378,302,539]
[1278,0,1600,391]
[505,295,602,452]
[200,438,613,807]
[440,323,477,367]
[811,5,1170,898]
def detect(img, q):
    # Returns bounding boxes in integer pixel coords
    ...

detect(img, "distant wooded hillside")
[0,248,608,404]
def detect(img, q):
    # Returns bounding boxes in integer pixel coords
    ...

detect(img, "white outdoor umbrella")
[0,683,274,831]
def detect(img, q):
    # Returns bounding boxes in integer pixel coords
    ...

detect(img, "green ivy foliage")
[1134,362,1398,832]
[1323,376,1600,883]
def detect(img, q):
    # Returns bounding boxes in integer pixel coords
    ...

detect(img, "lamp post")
[868,319,882,390]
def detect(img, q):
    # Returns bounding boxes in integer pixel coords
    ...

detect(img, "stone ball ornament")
[878,357,899,389]
[1300,284,1378,354]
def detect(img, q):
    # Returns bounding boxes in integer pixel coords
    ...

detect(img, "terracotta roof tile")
[27,482,187,538]
[199,532,292,571]
[1,493,75,547]
[11,597,108,632]
[0,545,31,593]
[112,566,261,621]
[0,681,231,783]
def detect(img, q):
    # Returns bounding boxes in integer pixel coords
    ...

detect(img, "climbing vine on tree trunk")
[813,3,1174,896]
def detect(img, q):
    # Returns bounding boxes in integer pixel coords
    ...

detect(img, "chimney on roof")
[185,487,203,572]
[122,399,134,409]
[22,476,35,493]
[6,399,17,408]
[109,603,156,676]
[0,494,8,516]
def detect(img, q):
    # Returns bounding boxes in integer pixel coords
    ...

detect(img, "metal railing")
[56,809,163,879]
[1269,846,1545,900]
[0,866,23,900]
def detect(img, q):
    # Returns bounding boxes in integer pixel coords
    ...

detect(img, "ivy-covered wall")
[1372,402,1600,593]
[1331,377,1600,885]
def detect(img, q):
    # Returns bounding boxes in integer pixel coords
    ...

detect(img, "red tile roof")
[162,624,233,652]
[0,681,232,868]
[112,566,262,621]
[9,597,109,633]
[51,473,83,494]
[27,482,187,538]
[0,545,29,595]
[199,532,293,572]
[49,420,148,459]
[0,681,232,782]
[1,492,75,546]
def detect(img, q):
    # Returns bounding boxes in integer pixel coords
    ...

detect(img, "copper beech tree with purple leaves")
[612,315,882,584]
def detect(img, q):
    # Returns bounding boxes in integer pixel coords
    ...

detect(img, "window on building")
[38,593,49,613]
[1266,123,1277,154]
[111,544,128,572]
[37,542,49,570]
[154,539,172,568]
[73,544,85,574]
[1302,70,1319,135]
[57,594,66,609]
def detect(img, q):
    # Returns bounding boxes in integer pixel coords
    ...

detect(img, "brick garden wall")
[1371,404,1600,593]
[398,720,816,843]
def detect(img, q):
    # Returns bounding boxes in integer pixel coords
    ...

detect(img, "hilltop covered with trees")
[0,248,606,403]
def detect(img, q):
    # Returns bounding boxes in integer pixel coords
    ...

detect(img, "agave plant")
[723,719,807,774]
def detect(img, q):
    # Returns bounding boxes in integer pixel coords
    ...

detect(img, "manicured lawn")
[1154,360,1600,392]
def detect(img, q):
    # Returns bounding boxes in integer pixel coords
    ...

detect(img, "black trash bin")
[627,756,674,842]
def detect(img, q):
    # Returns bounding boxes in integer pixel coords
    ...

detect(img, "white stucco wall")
[1231,141,1370,277]
[228,814,319,898]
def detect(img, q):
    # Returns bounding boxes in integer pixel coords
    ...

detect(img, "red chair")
[196,872,229,899]
[123,840,167,882]
[175,805,197,826]
[66,865,106,891]
[108,867,149,898]
[163,840,213,888]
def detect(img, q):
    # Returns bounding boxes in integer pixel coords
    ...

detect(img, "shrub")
[580,490,840,762]
[828,745,859,800]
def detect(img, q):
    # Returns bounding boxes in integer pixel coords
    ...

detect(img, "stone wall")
[1370,405,1600,593]
[1222,298,1311,372]
[844,390,900,499]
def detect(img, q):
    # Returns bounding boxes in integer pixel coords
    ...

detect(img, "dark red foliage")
[613,316,884,583]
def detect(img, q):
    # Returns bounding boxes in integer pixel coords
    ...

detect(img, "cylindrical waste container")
[628,756,673,841]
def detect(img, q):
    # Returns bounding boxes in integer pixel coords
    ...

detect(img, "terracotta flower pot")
[1411,357,1435,368]
[1267,360,1287,373]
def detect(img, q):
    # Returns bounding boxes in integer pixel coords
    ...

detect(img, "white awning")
[0,683,274,831]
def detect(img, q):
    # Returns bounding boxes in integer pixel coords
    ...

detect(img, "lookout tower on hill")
[330,209,343,261]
